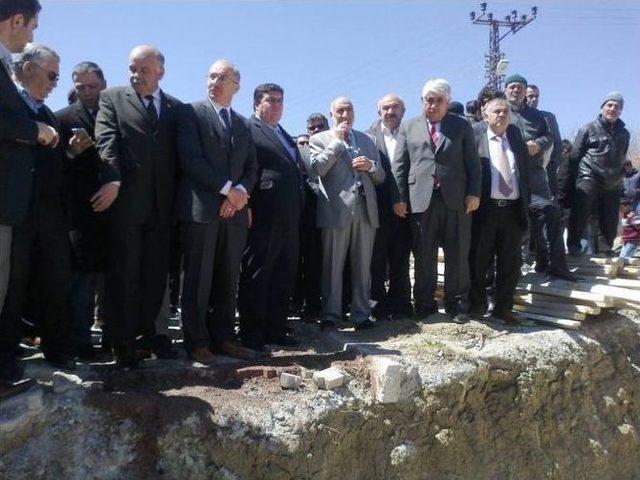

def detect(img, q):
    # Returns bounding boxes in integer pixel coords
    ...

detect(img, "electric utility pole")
[470,3,538,89]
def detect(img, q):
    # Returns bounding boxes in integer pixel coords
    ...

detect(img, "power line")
[470,2,538,89]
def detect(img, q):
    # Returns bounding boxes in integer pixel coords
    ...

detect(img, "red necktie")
[429,123,440,188]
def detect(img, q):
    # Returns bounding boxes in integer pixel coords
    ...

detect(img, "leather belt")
[487,198,520,207]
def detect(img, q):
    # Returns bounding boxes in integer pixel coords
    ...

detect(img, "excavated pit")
[1,309,640,480]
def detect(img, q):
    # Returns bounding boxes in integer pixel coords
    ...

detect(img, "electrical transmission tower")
[470,3,538,89]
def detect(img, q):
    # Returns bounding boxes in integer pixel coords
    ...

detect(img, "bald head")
[377,93,405,131]
[128,44,165,96]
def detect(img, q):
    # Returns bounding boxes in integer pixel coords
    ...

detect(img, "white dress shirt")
[487,127,519,200]
[142,89,161,117]
[381,123,399,162]
[209,99,246,195]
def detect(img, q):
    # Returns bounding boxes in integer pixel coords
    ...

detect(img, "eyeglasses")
[35,63,59,82]
[209,72,238,84]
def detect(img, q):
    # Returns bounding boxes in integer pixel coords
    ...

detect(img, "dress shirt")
[209,99,246,196]
[335,130,378,173]
[381,123,399,162]
[141,89,161,117]
[487,127,519,200]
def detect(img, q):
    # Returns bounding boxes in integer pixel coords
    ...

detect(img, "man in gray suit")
[310,97,385,330]
[393,78,481,324]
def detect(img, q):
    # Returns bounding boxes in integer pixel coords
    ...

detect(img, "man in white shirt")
[367,94,413,320]
[469,96,531,324]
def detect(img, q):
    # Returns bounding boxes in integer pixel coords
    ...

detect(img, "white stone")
[313,368,345,390]
[52,371,82,394]
[280,373,302,390]
[369,356,422,404]
[300,368,314,380]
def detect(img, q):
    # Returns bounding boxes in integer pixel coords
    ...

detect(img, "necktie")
[145,95,158,124]
[494,136,514,196]
[429,123,438,151]
[219,108,232,131]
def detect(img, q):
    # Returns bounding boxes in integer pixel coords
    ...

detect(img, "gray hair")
[421,78,451,102]
[13,43,59,74]
[330,96,352,111]
[211,59,241,83]
[377,93,405,113]
[72,61,105,82]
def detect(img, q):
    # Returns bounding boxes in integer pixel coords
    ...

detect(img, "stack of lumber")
[435,253,639,330]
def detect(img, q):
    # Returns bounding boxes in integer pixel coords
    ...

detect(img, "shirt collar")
[381,122,399,136]
[210,99,231,115]
[487,125,506,140]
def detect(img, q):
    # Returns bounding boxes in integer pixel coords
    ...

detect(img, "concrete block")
[369,356,422,404]
[280,373,302,390]
[313,368,345,390]
[300,368,314,380]
[52,371,83,394]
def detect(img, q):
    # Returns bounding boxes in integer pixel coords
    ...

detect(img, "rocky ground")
[1,305,640,479]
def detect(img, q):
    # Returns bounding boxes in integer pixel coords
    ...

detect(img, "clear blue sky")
[38,0,639,141]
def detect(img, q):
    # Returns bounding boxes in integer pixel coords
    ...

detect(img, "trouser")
[370,214,412,315]
[620,242,639,259]
[470,203,525,311]
[70,272,97,349]
[528,195,568,271]
[568,181,621,253]
[412,190,471,314]
[181,220,247,351]
[0,225,11,315]
[239,222,299,346]
[321,197,376,324]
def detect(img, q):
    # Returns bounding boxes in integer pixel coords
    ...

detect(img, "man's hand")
[334,121,351,141]
[68,130,94,155]
[526,140,541,157]
[227,187,248,210]
[219,198,237,219]
[393,202,408,218]
[91,182,119,212]
[352,155,373,172]
[464,195,480,214]
[37,122,59,148]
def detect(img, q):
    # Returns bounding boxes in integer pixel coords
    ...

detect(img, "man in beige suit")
[310,97,385,331]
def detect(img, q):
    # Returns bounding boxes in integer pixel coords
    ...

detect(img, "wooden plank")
[528,292,611,309]
[585,278,640,290]
[569,265,618,279]
[514,294,600,315]
[521,283,615,307]
[513,304,586,321]
[513,312,581,330]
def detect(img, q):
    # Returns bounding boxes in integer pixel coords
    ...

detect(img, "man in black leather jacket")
[566,92,630,256]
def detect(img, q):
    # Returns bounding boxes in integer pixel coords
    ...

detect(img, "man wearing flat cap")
[505,74,576,281]
[564,92,630,256]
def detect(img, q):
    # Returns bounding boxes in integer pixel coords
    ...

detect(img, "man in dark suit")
[95,45,181,368]
[55,61,108,360]
[310,97,385,331]
[469,96,530,324]
[0,2,57,390]
[1,43,75,374]
[238,83,304,350]
[176,59,259,363]
[393,78,481,324]
[367,94,413,320]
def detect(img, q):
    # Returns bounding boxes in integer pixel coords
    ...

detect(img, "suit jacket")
[175,100,257,225]
[473,121,531,228]
[393,113,481,213]
[248,115,304,226]
[95,86,181,227]
[0,64,39,225]
[366,120,396,221]
[309,129,385,229]
[56,101,109,229]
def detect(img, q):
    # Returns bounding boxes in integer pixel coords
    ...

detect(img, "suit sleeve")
[0,108,38,146]
[462,121,482,197]
[310,134,347,177]
[365,139,385,186]
[391,124,409,204]
[94,91,122,184]
[533,112,552,153]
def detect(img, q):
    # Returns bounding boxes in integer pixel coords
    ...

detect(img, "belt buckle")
[497,199,507,207]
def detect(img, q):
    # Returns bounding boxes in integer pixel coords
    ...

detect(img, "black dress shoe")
[320,320,337,332]
[492,308,521,325]
[534,262,548,274]
[113,345,141,370]
[354,318,376,330]
[152,335,178,359]
[547,268,579,282]
[265,334,300,347]
[75,344,97,361]
[414,306,438,319]
[468,305,487,319]
[450,313,470,324]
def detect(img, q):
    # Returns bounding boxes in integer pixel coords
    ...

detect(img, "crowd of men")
[0,0,633,393]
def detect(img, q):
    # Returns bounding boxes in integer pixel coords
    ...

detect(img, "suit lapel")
[202,100,225,143]
[417,116,436,159]
[373,122,389,160]
[125,86,151,127]
[73,101,95,134]
[253,115,295,163]
[435,115,451,155]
